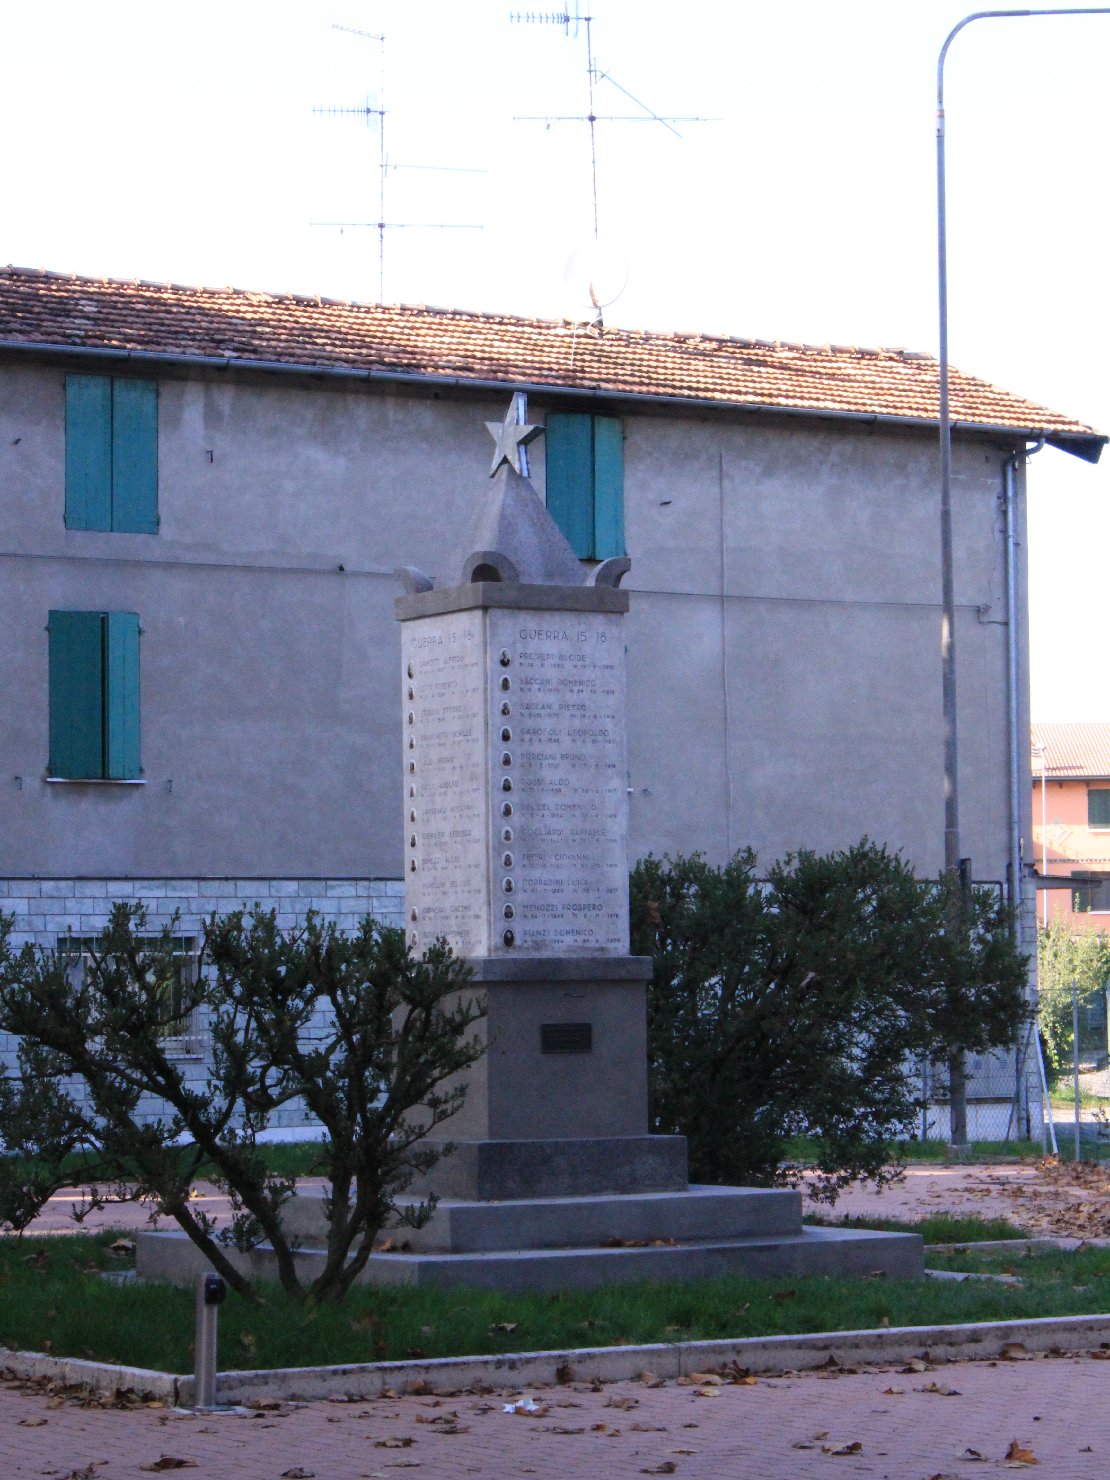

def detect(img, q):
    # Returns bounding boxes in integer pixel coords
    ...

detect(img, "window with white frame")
[58,934,205,1055]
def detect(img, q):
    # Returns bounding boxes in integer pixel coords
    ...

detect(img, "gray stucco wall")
[0,356,1029,888]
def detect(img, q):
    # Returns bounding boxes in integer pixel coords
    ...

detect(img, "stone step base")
[284,1185,803,1252]
[136,1223,923,1293]
[408,1135,690,1202]
[359,1227,924,1289]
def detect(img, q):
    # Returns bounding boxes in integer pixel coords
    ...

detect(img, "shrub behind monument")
[631,841,1028,1196]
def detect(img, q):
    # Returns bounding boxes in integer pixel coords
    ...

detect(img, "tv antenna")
[511,6,713,241]
[312,25,483,303]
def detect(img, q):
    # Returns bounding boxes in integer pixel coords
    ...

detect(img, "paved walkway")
[14,1157,1110,1475]
[4,1350,1110,1478]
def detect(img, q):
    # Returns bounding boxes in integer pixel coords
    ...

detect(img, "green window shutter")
[592,415,625,559]
[105,612,141,779]
[48,611,105,778]
[65,376,113,530]
[1089,789,1110,827]
[111,379,159,533]
[545,413,595,558]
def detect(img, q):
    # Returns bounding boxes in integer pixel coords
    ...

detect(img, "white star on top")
[486,392,542,478]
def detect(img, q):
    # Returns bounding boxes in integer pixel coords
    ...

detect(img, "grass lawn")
[803,1213,1029,1243]
[3,1230,1110,1375]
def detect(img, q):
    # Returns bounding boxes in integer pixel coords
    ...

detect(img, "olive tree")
[0,905,484,1304]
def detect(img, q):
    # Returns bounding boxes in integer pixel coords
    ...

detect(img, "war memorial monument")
[375,395,921,1289]
[137,395,921,1291]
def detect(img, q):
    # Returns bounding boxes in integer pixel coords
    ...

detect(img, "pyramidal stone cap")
[396,399,630,615]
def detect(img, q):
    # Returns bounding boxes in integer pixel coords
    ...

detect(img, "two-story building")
[1031,722,1110,930]
[1,265,1102,1129]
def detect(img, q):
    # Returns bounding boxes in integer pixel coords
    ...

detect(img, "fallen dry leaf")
[280,1471,315,1479]
[17,1417,48,1427]
[374,1438,415,1450]
[139,1461,198,1473]
[1004,1439,1039,1466]
[639,1465,677,1475]
[960,1449,988,1462]
[693,1386,721,1398]
[881,1387,905,1395]
[821,1441,863,1456]
[999,1343,1031,1361]
[918,1381,962,1397]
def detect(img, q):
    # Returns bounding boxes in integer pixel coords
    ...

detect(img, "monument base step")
[405,1135,690,1202]
[283,1185,803,1252]
[135,1223,923,1292]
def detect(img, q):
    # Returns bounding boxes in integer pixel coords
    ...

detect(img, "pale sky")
[3,0,1108,720]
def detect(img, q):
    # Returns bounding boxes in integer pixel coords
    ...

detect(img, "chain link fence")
[1039,977,1110,1158]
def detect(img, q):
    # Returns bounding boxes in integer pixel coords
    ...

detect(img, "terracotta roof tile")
[1032,724,1110,779]
[0,266,1102,457]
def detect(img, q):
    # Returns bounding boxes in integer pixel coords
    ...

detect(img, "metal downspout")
[1004,439,1043,1140]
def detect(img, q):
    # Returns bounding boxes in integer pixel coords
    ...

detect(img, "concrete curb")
[926,1237,1110,1254]
[1,1349,181,1405]
[7,1311,1110,1407]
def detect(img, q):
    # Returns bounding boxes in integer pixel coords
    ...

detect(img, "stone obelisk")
[385,394,922,1287]
[394,394,681,1196]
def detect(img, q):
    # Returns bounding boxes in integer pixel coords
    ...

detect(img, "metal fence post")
[1073,978,1082,1163]
[1034,1029,1057,1157]
[194,1273,226,1409]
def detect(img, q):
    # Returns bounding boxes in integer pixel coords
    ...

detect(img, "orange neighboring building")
[1031,723,1110,931]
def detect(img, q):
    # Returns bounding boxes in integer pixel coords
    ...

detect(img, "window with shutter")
[1088,789,1110,828]
[48,610,141,779]
[65,375,158,533]
[544,413,625,560]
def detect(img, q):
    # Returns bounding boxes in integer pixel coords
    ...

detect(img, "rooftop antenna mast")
[511,5,711,241]
[313,24,483,303]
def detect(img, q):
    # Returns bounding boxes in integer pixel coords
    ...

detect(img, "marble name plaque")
[402,605,629,959]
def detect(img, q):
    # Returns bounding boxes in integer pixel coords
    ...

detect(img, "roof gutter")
[1,338,1103,463]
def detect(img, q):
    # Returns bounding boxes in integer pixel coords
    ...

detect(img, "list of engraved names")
[402,617,488,955]
[487,607,627,956]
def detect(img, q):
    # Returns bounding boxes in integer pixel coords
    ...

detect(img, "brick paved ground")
[4,1352,1110,1479]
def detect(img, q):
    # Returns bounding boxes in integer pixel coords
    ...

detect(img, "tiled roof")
[1032,723,1110,778]
[0,266,1103,458]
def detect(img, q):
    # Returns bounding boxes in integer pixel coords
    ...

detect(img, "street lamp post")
[935,7,1110,1147]
[941,5,1110,1148]
[1031,741,1049,925]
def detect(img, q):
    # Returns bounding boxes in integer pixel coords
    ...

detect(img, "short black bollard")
[193,1273,226,1409]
